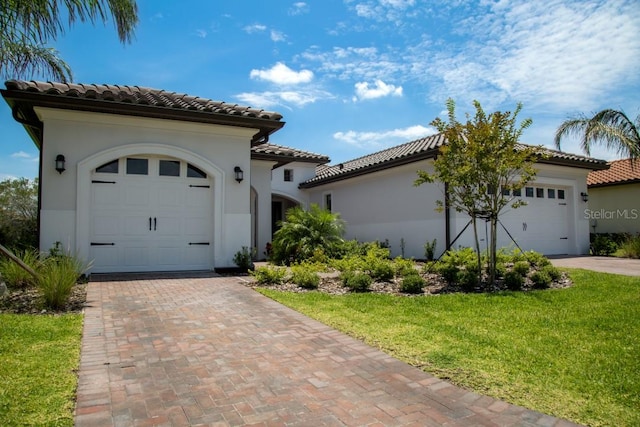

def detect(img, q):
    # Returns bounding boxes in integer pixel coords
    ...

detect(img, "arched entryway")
[271,195,300,238]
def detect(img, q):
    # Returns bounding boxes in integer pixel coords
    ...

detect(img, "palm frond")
[0,39,72,82]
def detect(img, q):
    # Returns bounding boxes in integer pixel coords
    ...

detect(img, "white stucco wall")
[250,159,277,257]
[307,161,448,259]
[306,161,593,257]
[36,107,256,270]
[587,184,640,234]
[271,162,315,206]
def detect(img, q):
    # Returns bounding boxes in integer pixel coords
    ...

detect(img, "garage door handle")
[154,217,157,231]
[149,217,152,230]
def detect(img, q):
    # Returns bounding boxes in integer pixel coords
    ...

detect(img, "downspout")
[11,106,43,250]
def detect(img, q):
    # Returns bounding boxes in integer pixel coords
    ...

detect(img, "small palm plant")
[271,204,345,264]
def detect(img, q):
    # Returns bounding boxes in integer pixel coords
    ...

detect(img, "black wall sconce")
[580,192,589,203]
[234,166,244,183]
[55,154,66,174]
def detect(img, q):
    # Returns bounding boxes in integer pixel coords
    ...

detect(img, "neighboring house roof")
[251,143,330,166]
[587,158,640,188]
[300,133,609,188]
[1,80,285,146]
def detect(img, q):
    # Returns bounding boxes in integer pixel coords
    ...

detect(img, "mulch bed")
[0,284,87,315]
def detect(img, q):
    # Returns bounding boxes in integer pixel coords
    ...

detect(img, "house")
[586,158,640,235]
[298,136,608,259]
[2,80,608,272]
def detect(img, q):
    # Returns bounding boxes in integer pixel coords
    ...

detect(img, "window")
[187,163,207,179]
[513,188,522,197]
[159,160,180,177]
[547,188,555,199]
[501,187,510,196]
[525,187,534,197]
[126,158,148,175]
[558,189,565,200]
[284,169,293,182]
[536,188,544,198]
[96,159,118,174]
[324,193,332,212]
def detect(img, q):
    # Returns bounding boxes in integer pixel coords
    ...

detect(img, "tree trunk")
[471,215,482,287]
[489,217,498,284]
[0,244,39,280]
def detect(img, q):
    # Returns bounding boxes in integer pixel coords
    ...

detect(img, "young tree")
[1,0,139,82]
[0,177,38,249]
[555,109,640,160]
[415,99,540,285]
[272,204,345,265]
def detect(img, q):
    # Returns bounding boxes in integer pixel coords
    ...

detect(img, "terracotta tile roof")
[2,80,285,145]
[251,143,330,164]
[300,134,608,188]
[588,158,640,187]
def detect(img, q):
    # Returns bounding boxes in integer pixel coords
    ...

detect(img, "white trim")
[76,143,226,271]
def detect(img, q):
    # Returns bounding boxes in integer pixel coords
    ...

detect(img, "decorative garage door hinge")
[91,242,115,246]
[188,242,210,245]
[91,180,117,184]
[189,185,210,188]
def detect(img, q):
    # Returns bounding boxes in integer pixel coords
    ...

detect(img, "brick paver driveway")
[75,275,581,426]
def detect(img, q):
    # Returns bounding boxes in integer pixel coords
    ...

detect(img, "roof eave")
[588,179,640,188]
[299,149,439,188]
[1,89,285,147]
[251,152,330,165]
[537,156,609,171]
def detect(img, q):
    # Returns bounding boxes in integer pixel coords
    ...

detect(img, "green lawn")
[259,269,640,427]
[0,313,83,426]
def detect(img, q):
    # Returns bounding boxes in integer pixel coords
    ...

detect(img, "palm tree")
[1,0,139,82]
[555,109,640,159]
[272,204,345,265]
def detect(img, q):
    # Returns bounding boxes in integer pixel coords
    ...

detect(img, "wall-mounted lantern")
[55,154,66,174]
[580,192,589,203]
[234,166,244,183]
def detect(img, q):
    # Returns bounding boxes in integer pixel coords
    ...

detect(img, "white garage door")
[89,156,213,273]
[498,186,570,255]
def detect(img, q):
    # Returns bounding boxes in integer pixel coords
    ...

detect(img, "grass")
[259,269,640,427]
[0,313,83,426]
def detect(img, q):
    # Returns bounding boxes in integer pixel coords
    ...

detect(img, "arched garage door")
[89,155,213,273]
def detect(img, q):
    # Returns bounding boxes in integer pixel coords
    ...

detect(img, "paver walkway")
[75,275,581,426]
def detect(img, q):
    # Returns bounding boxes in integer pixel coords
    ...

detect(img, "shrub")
[525,251,551,268]
[530,270,552,289]
[504,271,524,291]
[393,257,417,277]
[0,248,41,289]
[541,264,561,281]
[618,235,640,259]
[250,265,287,285]
[458,269,478,292]
[438,264,459,284]
[424,238,437,261]
[37,254,88,310]
[341,270,372,292]
[591,235,618,256]
[233,246,255,271]
[400,273,424,294]
[512,261,531,277]
[289,263,320,289]
[369,259,394,282]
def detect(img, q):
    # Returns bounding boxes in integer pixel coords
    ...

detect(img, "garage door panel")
[186,188,211,208]
[124,215,152,235]
[92,184,120,207]
[123,246,149,267]
[125,185,150,206]
[90,246,118,267]
[92,215,121,236]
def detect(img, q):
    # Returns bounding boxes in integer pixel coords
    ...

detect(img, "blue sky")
[2,0,639,179]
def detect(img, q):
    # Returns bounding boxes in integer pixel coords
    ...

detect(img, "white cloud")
[195,29,207,38]
[422,0,640,111]
[243,24,267,34]
[333,125,436,149]
[249,62,314,85]
[289,2,309,15]
[270,29,286,42]
[354,79,402,100]
[235,89,331,109]
[11,151,31,159]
